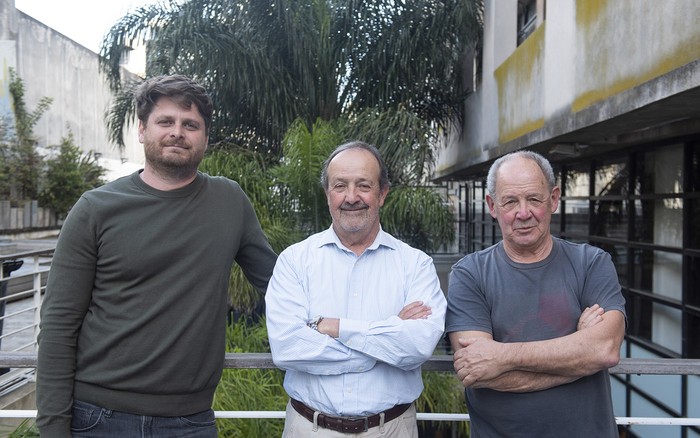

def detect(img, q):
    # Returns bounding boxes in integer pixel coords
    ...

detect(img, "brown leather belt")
[290,398,412,434]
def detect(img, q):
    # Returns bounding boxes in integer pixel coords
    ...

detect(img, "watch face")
[307,315,322,330]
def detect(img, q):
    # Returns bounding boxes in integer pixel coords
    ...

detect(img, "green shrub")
[213,318,287,437]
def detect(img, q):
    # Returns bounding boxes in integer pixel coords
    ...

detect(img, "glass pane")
[627,293,652,339]
[554,169,562,190]
[631,248,653,290]
[630,248,682,300]
[652,251,682,301]
[691,140,700,193]
[690,199,700,250]
[563,165,589,197]
[471,222,483,245]
[688,255,700,307]
[592,199,627,239]
[635,144,683,195]
[483,221,494,243]
[594,161,628,196]
[472,200,484,219]
[563,199,589,235]
[652,303,682,354]
[688,313,700,359]
[551,209,561,235]
[632,199,683,247]
[631,199,653,243]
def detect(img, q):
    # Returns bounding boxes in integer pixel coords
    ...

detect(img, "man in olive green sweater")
[36,74,277,437]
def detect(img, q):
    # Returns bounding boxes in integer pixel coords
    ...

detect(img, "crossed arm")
[317,301,431,338]
[449,305,625,392]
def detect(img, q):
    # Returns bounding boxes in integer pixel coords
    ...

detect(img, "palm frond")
[100,0,484,153]
[381,186,455,253]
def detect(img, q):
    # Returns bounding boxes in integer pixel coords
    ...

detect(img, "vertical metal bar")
[32,255,42,351]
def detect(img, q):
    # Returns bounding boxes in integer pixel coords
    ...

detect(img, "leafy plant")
[2,419,39,437]
[39,133,106,220]
[271,118,341,234]
[1,69,52,202]
[101,0,483,154]
[417,370,470,437]
[213,317,287,437]
[382,186,455,253]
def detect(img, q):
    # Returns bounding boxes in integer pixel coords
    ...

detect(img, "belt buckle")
[343,416,369,433]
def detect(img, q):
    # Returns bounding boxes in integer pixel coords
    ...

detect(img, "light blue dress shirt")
[265,227,447,417]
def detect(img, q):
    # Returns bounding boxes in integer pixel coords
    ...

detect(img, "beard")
[144,140,205,181]
[335,203,373,233]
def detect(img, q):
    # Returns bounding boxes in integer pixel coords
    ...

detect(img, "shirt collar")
[318,226,398,252]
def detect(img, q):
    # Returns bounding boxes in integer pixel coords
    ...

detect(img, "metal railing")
[1,245,700,428]
[0,353,699,426]
[0,244,52,393]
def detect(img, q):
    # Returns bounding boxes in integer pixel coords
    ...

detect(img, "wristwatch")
[307,315,324,331]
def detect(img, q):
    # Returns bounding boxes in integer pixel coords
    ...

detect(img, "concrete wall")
[435,0,700,179]
[0,0,143,181]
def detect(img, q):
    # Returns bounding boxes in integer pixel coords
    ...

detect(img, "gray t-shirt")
[446,237,626,438]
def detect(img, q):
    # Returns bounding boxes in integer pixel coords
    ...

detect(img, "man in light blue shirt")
[266,141,446,437]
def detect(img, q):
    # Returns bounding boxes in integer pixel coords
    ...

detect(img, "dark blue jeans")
[71,400,218,437]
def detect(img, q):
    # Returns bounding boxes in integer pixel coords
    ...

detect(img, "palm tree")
[102,0,483,307]
[100,0,483,155]
[275,117,456,252]
[271,118,342,235]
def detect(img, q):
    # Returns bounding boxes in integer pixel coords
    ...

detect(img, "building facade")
[0,0,143,180]
[434,1,700,437]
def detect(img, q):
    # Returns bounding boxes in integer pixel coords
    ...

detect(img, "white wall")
[435,0,700,179]
[0,0,144,181]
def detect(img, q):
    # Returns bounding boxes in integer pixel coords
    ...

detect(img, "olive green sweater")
[37,171,277,437]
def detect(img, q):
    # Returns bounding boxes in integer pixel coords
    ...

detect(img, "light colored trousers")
[282,401,419,438]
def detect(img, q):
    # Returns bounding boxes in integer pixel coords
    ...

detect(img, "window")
[466,180,500,253]
[559,164,590,238]
[592,158,629,242]
[517,0,539,45]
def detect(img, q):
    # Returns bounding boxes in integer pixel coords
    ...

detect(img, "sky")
[15,0,162,53]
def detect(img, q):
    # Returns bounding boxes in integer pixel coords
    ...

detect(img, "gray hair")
[320,141,391,191]
[486,150,555,197]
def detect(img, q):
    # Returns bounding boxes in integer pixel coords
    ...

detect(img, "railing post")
[0,259,24,362]
[32,255,42,350]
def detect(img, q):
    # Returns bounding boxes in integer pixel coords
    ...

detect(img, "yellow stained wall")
[573,0,700,112]
[493,0,700,145]
[494,24,546,144]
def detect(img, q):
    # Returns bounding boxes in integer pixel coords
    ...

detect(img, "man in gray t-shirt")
[446,151,626,438]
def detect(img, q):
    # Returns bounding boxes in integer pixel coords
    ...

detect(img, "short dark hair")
[135,74,213,132]
[320,141,390,191]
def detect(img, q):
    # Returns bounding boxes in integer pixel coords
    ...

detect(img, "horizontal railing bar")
[0,290,40,301]
[1,352,698,375]
[10,342,36,352]
[0,248,55,262]
[0,306,36,321]
[0,323,35,339]
[0,410,698,426]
